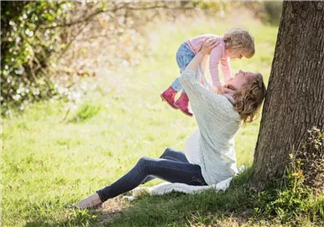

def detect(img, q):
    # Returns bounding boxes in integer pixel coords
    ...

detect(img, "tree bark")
[250,1,324,191]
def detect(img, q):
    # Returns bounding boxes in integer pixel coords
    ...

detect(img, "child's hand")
[200,38,218,55]
[215,86,224,94]
[223,87,235,96]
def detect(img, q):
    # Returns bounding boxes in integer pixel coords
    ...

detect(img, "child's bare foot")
[74,193,102,209]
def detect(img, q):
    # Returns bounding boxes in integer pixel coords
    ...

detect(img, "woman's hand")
[223,87,236,95]
[215,86,224,94]
[199,38,218,55]
[223,86,236,104]
[185,38,218,72]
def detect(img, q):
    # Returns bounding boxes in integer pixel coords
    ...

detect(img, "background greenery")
[3,1,322,227]
[1,1,282,115]
[0,11,269,227]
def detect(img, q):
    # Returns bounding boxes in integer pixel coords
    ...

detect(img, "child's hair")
[223,28,255,58]
[233,73,266,123]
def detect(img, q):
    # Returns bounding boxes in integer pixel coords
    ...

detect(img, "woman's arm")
[201,55,208,73]
[180,38,218,90]
[186,38,217,71]
[179,39,234,120]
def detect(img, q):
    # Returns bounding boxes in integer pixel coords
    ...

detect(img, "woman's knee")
[136,157,157,175]
[137,157,154,169]
[161,148,173,157]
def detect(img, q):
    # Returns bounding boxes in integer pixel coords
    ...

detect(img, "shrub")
[1,1,73,115]
[253,127,324,225]
[294,127,324,196]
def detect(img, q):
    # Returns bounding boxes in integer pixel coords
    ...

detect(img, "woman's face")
[226,70,256,90]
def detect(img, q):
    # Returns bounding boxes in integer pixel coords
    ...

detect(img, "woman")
[75,38,266,209]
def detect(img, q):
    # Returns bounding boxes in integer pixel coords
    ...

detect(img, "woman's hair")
[223,28,255,58]
[233,73,266,123]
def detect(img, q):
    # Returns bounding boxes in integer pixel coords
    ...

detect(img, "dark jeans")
[96,148,207,202]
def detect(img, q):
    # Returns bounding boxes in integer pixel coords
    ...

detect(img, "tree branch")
[56,23,87,60]
[44,4,194,29]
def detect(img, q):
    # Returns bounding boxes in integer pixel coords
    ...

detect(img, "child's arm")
[179,39,234,121]
[209,47,224,93]
[220,58,232,82]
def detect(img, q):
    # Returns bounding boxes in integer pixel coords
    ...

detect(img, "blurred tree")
[250,1,324,191]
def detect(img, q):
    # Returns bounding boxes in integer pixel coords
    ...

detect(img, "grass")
[0,12,289,227]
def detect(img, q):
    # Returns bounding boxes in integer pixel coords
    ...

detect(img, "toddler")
[161,28,255,116]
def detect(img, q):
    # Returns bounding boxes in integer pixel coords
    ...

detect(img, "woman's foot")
[74,193,103,209]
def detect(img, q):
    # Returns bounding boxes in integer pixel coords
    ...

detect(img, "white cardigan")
[179,69,242,185]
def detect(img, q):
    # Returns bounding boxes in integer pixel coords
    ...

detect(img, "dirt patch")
[93,197,131,226]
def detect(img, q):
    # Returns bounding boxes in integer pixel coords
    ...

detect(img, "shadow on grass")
[101,191,255,227]
[23,169,254,227]
[22,198,130,227]
[100,168,255,227]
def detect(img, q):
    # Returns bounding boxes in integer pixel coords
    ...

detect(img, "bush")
[1,1,188,116]
[1,1,73,115]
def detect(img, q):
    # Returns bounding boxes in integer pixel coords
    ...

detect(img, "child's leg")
[173,43,196,116]
[170,77,183,93]
[161,43,195,109]
[175,43,196,92]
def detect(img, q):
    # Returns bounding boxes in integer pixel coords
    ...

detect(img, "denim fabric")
[141,148,191,184]
[96,148,207,202]
[171,43,195,93]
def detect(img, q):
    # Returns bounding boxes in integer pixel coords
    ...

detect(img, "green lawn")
[1,14,279,227]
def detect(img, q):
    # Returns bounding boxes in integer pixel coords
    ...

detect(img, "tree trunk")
[250,1,324,191]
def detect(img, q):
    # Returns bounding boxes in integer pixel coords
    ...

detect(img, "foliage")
[70,103,101,123]
[1,1,281,117]
[262,2,283,26]
[252,127,324,225]
[1,1,73,114]
[2,13,278,226]
[193,1,282,26]
[192,1,226,14]
[1,1,181,116]
[294,127,324,196]
[253,176,323,224]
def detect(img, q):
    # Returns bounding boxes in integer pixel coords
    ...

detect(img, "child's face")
[228,49,244,59]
